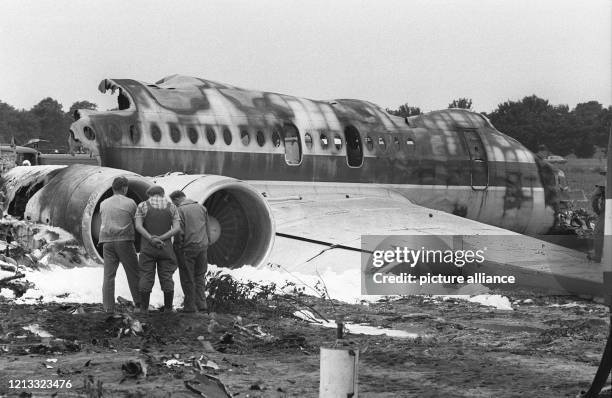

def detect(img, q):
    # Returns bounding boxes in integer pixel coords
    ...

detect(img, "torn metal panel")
[23,165,151,262]
[1,165,66,217]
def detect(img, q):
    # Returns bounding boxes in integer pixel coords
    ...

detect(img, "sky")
[0,0,610,114]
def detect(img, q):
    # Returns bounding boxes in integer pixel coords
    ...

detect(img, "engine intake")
[151,174,275,269]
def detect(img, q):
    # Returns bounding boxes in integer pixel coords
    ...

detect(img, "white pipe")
[319,347,358,398]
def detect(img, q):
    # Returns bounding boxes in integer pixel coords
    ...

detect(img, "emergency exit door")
[283,123,302,165]
[461,129,488,190]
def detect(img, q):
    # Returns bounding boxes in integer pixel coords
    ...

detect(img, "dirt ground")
[0,288,611,398]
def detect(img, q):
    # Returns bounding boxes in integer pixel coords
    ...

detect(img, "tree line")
[0,98,97,152]
[387,96,612,158]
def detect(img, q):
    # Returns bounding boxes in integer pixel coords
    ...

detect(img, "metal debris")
[121,360,147,378]
[184,373,232,398]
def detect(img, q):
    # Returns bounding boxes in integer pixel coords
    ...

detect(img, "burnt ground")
[0,290,611,398]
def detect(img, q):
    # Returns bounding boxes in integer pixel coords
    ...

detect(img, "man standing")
[590,183,605,262]
[135,185,181,313]
[169,190,212,313]
[99,176,140,312]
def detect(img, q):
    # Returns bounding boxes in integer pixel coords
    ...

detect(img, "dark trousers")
[138,240,177,293]
[102,241,140,312]
[176,246,208,311]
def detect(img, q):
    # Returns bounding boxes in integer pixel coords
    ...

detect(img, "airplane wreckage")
[0,75,604,296]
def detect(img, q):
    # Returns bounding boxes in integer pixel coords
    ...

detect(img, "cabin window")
[344,125,363,167]
[378,136,387,151]
[256,130,265,147]
[188,127,198,144]
[393,136,400,150]
[272,129,282,147]
[365,135,373,151]
[129,125,141,144]
[283,123,302,165]
[320,132,329,149]
[150,124,161,142]
[170,125,181,143]
[84,126,96,141]
[304,133,313,149]
[333,135,343,150]
[240,129,250,146]
[206,126,216,144]
[223,127,232,145]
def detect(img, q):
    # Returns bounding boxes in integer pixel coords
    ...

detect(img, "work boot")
[163,291,174,313]
[140,292,150,314]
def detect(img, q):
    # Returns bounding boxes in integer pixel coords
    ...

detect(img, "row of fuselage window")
[132,123,417,154]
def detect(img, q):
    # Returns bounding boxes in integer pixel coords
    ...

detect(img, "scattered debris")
[22,323,53,338]
[293,310,419,338]
[121,360,147,378]
[105,313,144,337]
[164,359,187,367]
[250,383,263,390]
[184,374,232,398]
[205,360,220,370]
[218,333,233,345]
[234,322,275,342]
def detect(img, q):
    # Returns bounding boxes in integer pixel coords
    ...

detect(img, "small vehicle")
[545,155,567,164]
[0,145,40,166]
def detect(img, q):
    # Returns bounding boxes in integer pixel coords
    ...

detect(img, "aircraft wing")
[254,182,603,297]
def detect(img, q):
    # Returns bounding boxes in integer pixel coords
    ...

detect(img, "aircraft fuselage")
[69,75,560,235]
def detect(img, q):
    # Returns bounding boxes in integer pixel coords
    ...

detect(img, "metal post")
[582,129,612,397]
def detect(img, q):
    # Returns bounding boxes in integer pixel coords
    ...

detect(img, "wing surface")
[253,183,602,297]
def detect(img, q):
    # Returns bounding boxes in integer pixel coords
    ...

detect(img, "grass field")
[555,158,607,208]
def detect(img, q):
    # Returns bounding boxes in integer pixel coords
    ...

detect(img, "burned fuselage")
[69,75,560,235]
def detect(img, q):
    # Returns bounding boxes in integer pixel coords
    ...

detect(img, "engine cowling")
[7,165,150,260]
[150,173,275,269]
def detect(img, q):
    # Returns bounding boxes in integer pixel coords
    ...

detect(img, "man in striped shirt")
[135,185,181,313]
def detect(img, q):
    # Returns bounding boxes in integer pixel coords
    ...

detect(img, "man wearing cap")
[169,190,213,313]
[135,185,181,312]
[99,176,140,312]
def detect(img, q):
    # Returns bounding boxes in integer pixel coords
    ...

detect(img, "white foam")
[22,324,53,338]
[293,310,419,338]
[2,262,515,312]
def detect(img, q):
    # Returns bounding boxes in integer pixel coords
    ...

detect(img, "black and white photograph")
[0,0,611,396]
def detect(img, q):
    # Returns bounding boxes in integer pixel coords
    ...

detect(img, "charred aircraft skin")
[1,165,275,268]
[69,75,559,235]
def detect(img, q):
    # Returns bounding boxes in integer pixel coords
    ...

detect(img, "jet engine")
[3,165,151,260]
[150,173,275,269]
[1,165,275,269]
